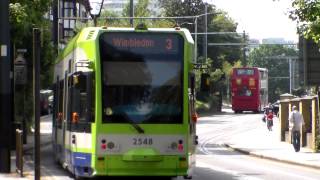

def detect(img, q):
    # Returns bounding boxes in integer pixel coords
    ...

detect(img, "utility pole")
[289,58,292,94]
[243,30,247,67]
[0,0,12,173]
[130,0,134,27]
[204,4,208,63]
[52,0,58,50]
[194,17,198,63]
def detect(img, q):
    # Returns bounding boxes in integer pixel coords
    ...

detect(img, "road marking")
[197,161,263,180]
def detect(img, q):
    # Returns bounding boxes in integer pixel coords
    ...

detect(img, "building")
[52,0,91,47]
[299,36,320,86]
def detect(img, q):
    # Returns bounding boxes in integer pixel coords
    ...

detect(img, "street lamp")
[177,22,194,27]
[204,3,208,62]
[89,0,105,26]
[193,12,221,64]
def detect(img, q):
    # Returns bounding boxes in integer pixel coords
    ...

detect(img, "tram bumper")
[93,148,189,177]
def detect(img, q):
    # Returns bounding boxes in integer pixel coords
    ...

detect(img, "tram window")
[58,81,64,117]
[71,73,89,122]
[55,80,64,128]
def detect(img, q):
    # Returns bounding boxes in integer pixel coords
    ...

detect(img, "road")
[30,110,320,180]
[194,108,320,180]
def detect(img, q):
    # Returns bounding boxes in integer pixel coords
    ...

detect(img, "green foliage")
[196,100,210,112]
[160,0,242,69]
[9,0,54,88]
[289,0,320,43]
[9,0,54,126]
[196,95,219,112]
[247,45,298,102]
[100,0,174,28]
[316,134,320,152]
[123,0,151,17]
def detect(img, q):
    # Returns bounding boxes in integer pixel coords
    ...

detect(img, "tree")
[10,0,54,88]
[9,0,54,126]
[160,0,242,111]
[289,0,320,43]
[123,0,151,17]
[100,0,174,28]
[160,0,242,69]
[207,11,242,68]
[248,45,298,102]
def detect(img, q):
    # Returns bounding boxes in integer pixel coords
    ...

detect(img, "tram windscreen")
[99,32,184,124]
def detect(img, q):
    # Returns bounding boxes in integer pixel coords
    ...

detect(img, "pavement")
[0,115,52,180]
[224,114,320,169]
[1,112,320,179]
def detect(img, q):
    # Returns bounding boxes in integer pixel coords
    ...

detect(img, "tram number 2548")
[133,138,153,146]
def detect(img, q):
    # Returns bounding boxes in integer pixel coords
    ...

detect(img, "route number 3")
[166,38,172,50]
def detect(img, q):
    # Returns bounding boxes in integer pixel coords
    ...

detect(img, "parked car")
[40,89,53,115]
[271,100,280,116]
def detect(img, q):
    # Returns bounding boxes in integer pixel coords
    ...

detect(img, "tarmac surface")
[1,112,319,179]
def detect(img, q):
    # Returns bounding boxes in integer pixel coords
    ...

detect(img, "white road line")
[197,161,263,180]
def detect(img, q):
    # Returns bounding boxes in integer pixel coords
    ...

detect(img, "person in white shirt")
[288,105,305,152]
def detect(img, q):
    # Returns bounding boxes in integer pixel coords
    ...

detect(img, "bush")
[316,135,320,152]
[196,100,210,112]
[196,95,220,113]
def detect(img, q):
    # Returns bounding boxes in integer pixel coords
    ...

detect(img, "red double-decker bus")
[230,67,268,113]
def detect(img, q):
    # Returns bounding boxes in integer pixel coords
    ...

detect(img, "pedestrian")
[266,109,273,131]
[262,103,273,123]
[288,105,305,152]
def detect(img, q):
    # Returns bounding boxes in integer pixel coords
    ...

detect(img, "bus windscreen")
[236,69,254,75]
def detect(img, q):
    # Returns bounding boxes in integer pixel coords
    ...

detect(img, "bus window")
[239,86,252,96]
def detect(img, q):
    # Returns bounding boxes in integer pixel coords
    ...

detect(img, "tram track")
[197,112,262,155]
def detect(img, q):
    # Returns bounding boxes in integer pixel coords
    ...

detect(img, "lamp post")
[204,3,208,62]
[264,55,298,94]
[89,0,105,26]
[177,22,196,63]
[193,12,220,64]
[130,0,134,27]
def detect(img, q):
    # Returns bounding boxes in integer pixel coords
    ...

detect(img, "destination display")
[101,32,183,54]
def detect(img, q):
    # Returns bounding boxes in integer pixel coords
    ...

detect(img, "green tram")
[52,25,198,179]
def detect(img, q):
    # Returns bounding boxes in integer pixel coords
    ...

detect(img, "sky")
[208,0,298,42]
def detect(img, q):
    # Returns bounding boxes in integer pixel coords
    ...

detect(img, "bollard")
[311,96,319,152]
[300,97,313,148]
[15,129,23,177]
[279,100,289,142]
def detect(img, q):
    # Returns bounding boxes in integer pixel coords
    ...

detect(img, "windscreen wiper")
[121,113,145,134]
